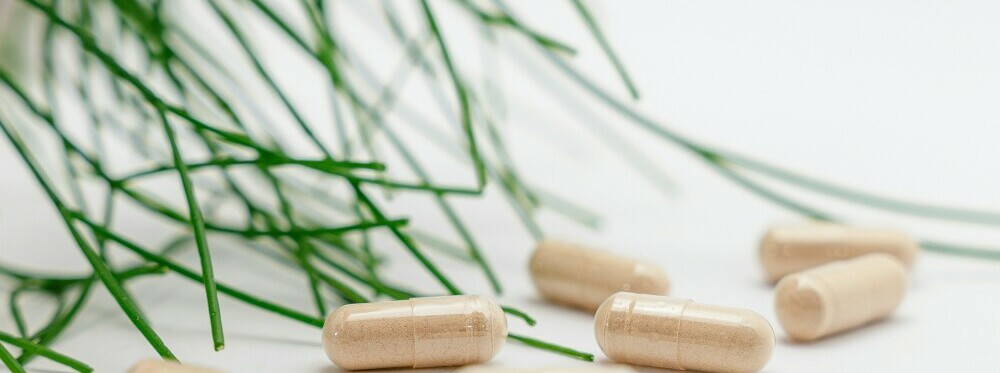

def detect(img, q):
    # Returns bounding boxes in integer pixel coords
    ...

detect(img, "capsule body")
[595,292,774,373]
[128,360,223,373]
[759,223,918,282]
[459,366,636,373]
[530,240,669,311]
[775,253,907,341]
[323,295,507,370]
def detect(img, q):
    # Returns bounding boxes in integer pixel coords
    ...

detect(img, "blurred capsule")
[128,359,223,373]
[775,253,907,341]
[323,295,507,370]
[459,366,636,373]
[595,292,774,373]
[530,240,669,311]
[759,223,918,282]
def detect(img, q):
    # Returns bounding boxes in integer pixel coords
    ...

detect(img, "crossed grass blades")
[1,1,999,372]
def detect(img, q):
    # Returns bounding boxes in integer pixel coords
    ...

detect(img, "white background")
[2,0,1000,372]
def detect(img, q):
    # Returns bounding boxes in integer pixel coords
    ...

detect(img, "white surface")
[2,0,1000,372]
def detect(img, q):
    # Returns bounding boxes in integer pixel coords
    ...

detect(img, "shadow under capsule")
[777,315,910,345]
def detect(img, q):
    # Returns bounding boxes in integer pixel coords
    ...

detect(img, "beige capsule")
[322,295,507,370]
[759,223,918,282]
[530,240,669,311]
[459,366,637,373]
[775,253,907,342]
[595,292,774,373]
[128,360,223,373]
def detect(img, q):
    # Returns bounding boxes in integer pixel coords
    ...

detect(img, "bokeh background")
[2,0,999,371]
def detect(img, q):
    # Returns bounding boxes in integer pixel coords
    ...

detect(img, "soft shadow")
[224,330,322,348]
[519,297,596,316]
[778,315,909,345]
[320,367,460,373]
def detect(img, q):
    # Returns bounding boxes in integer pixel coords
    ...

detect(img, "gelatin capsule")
[459,366,636,373]
[530,240,669,311]
[323,295,507,370]
[595,292,774,373]
[759,223,918,282]
[128,359,223,373]
[775,253,907,341]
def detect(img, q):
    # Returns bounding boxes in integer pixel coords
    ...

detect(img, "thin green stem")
[21,278,94,364]
[721,151,1000,226]
[0,331,93,373]
[501,306,536,326]
[507,333,594,362]
[421,0,487,192]
[920,240,1000,261]
[0,113,175,359]
[456,0,576,54]
[156,108,225,351]
[570,0,639,99]
[121,157,382,181]
[351,183,462,295]
[76,217,325,327]
[527,21,1000,233]
[0,342,26,373]
[9,289,28,337]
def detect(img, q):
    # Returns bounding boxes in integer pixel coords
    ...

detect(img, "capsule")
[595,292,774,373]
[775,253,907,342]
[530,240,669,311]
[459,366,637,373]
[128,360,223,373]
[759,223,918,282]
[322,295,507,370]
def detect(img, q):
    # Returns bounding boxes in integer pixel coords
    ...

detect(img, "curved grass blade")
[507,333,594,362]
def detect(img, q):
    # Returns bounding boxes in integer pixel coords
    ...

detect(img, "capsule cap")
[775,253,907,342]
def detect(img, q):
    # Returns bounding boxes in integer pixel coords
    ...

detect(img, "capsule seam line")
[409,298,418,369]
[674,299,691,371]
[487,299,497,363]
[620,296,636,360]
[465,297,475,365]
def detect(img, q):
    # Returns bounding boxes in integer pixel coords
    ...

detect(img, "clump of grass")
[0,0,998,371]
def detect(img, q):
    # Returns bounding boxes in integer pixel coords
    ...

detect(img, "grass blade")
[570,0,639,99]
[0,113,176,359]
[507,333,594,362]
[0,331,93,372]
[421,0,487,192]
[155,110,225,351]
[0,342,26,373]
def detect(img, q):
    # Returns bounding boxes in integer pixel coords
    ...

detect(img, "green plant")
[0,0,997,371]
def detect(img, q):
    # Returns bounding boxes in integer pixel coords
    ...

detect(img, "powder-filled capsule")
[530,240,669,311]
[595,292,774,373]
[323,295,507,370]
[128,360,223,373]
[459,366,637,373]
[775,253,907,342]
[759,223,918,282]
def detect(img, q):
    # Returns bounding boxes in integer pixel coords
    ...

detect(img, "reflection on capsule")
[459,366,637,373]
[322,295,507,370]
[775,253,907,342]
[127,359,223,373]
[759,223,918,282]
[530,240,669,311]
[595,292,774,373]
